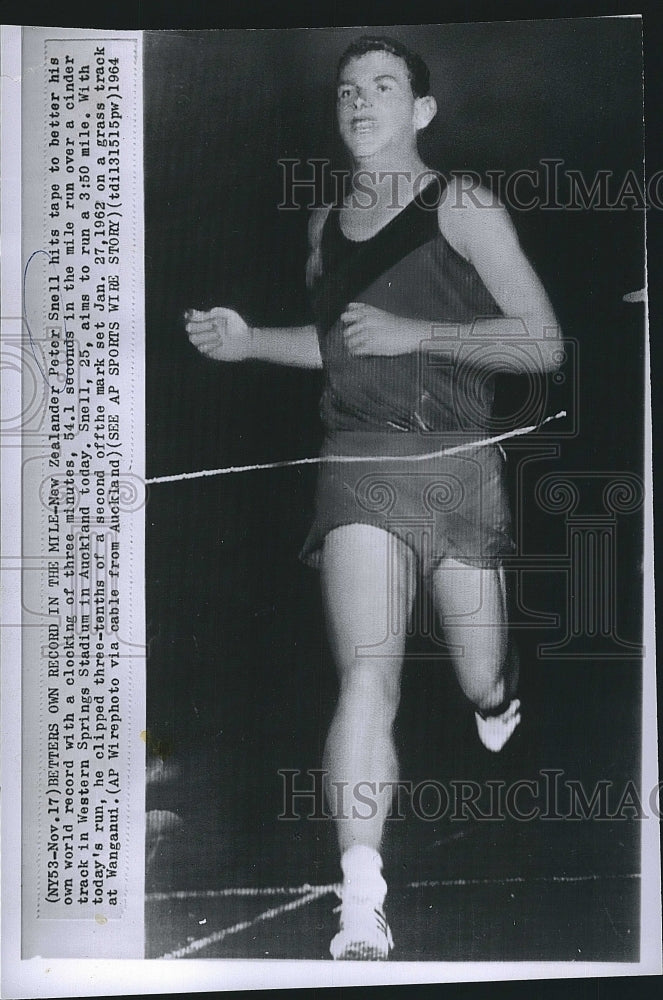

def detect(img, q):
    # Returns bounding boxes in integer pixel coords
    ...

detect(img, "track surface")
[145,664,642,962]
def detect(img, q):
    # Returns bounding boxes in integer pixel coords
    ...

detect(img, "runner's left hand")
[340,302,418,356]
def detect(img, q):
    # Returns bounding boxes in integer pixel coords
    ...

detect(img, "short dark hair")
[337,35,431,99]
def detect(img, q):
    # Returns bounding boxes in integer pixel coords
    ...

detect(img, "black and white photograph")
[0,11,660,998]
[143,19,655,965]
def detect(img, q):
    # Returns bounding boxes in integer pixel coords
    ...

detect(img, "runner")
[185,35,562,960]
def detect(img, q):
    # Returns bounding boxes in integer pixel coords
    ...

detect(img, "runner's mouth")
[351,118,378,133]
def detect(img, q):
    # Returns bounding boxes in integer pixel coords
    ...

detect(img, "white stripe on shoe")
[475,698,521,752]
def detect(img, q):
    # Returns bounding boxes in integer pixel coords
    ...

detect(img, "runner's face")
[336,51,419,159]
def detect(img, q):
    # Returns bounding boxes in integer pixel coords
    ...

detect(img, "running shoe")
[475,698,521,752]
[330,899,394,960]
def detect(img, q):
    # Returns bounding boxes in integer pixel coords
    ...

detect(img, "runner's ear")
[414,95,437,132]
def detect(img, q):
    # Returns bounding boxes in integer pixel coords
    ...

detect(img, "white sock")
[340,845,387,906]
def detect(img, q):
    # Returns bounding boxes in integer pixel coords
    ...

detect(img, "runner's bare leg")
[432,559,520,747]
[320,523,415,854]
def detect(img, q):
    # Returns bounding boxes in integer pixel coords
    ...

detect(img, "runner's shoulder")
[308,205,331,251]
[438,174,512,260]
[306,207,331,287]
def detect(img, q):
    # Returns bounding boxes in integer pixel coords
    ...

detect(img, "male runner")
[186,35,561,960]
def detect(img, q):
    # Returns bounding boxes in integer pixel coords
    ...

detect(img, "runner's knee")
[337,660,402,719]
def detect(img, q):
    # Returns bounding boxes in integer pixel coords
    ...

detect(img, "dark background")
[142,20,648,959]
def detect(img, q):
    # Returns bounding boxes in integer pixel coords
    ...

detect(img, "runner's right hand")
[185,307,253,361]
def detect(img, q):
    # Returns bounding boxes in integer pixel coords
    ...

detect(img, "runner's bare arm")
[439,176,562,372]
[185,210,326,369]
[186,308,322,369]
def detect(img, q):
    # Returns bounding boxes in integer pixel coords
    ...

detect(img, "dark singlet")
[300,175,515,570]
[309,176,503,439]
